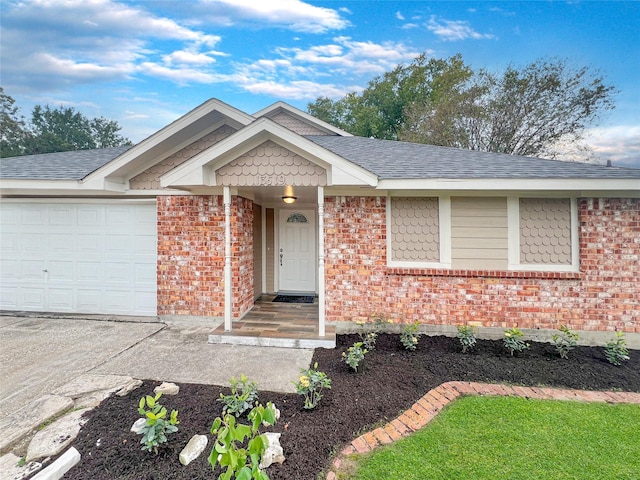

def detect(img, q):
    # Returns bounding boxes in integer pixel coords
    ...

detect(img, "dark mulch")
[61,334,639,480]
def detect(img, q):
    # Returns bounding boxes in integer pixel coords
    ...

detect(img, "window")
[388,195,578,272]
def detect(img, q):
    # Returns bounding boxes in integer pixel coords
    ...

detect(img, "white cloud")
[584,125,640,168]
[427,15,496,41]
[195,0,350,33]
[396,11,405,21]
[242,80,357,100]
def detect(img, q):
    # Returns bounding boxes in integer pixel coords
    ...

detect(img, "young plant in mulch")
[209,402,278,480]
[218,374,259,417]
[552,325,579,359]
[342,342,367,372]
[135,392,179,454]
[457,324,478,353]
[604,331,630,366]
[293,362,331,410]
[400,322,422,351]
[503,327,530,356]
[357,314,392,351]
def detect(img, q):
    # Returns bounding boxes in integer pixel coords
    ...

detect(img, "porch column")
[318,186,325,337]
[223,187,232,332]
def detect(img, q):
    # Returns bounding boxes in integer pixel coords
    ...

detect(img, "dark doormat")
[272,295,315,304]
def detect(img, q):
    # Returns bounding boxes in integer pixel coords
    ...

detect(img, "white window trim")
[507,196,579,272]
[386,195,451,269]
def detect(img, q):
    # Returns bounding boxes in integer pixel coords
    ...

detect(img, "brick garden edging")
[326,381,640,480]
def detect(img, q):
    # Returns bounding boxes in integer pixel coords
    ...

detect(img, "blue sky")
[1,0,639,167]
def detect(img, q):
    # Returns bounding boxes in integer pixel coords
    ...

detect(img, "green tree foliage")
[308,54,472,140]
[309,55,615,159]
[0,89,132,157]
[0,87,31,157]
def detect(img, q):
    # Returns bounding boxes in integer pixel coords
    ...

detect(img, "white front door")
[278,209,316,293]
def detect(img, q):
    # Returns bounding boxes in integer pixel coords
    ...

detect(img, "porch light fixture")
[282,195,297,204]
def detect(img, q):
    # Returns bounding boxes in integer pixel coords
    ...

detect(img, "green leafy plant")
[342,342,367,372]
[552,325,579,359]
[604,331,630,366]
[293,362,331,410]
[136,392,179,454]
[503,327,530,356]
[208,402,277,480]
[457,324,478,353]
[400,322,422,351]
[218,374,259,417]
[357,315,390,350]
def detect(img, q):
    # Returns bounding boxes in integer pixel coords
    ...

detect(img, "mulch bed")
[61,334,639,480]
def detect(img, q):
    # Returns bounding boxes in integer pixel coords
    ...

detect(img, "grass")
[343,396,640,480]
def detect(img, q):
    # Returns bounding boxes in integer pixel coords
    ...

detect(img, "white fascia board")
[377,178,640,196]
[253,101,353,137]
[161,118,377,189]
[0,178,124,194]
[83,98,255,185]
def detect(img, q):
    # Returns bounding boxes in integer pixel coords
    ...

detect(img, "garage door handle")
[42,269,48,273]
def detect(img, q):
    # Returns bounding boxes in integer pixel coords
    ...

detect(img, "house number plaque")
[257,175,286,186]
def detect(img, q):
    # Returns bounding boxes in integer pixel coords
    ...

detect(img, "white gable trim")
[160,118,377,189]
[80,99,255,190]
[253,101,353,137]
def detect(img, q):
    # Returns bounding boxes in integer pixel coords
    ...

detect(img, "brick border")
[326,381,640,480]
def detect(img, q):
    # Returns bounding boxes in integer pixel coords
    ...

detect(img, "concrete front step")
[208,332,336,349]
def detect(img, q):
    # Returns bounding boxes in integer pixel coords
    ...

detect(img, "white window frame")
[507,196,579,272]
[386,194,451,269]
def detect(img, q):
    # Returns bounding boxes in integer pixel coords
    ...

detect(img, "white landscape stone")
[0,395,74,454]
[179,434,208,466]
[26,409,89,462]
[0,452,42,480]
[130,418,147,434]
[259,432,285,469]
[153,382,180,395]
[30,447,80,480]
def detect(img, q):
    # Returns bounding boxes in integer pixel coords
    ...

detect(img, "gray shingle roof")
[306,136,640,180]
[0,146,130,180]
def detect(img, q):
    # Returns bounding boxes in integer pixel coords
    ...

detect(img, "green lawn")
[344,396,640,480]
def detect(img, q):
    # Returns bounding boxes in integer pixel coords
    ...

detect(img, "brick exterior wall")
[324,196,639,333]
[157,195,254,319]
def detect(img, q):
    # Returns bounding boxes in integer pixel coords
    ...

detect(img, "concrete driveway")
[0,314,313,423]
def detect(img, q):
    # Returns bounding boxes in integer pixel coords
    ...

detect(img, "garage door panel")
[77,262,102,282]
[0,287,17,309]
[21,288,46,309]
[49,206,74,226]
[49,261,75,282]
[48,288,74,310]
[49,233,76,254]
[0,202,157,316]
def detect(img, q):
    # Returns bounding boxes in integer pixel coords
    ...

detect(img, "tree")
[309,54,615,160]
[308,54,473,140]
[0,89,132,157]
[0,87,31,157]
[401,58,615,159]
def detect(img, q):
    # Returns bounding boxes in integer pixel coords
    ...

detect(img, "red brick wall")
[157,195,254,319]
[232,196,254,317]
[324,196,639,333]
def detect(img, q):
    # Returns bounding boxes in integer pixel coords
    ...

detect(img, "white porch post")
[223,187,232,332]
[317,186,326,337]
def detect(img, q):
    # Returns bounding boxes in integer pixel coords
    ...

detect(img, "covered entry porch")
[208,294,335,348]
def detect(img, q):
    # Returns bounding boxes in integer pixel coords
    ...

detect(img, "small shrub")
[342,342,367,372]
[552,325,579,359]
[136,392,179,454]
[208,402,278,480]
[400,322,421,351]
[604,331,630,366]
[218,374,259,417]
[293,362,331,409]
[503,327,530,356]
[457,324,477,353]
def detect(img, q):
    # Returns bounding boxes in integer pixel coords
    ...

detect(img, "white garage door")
[0,201,157,316]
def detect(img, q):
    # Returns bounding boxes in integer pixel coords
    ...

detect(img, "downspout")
[224,186,232,332]
[318,186,325,337]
